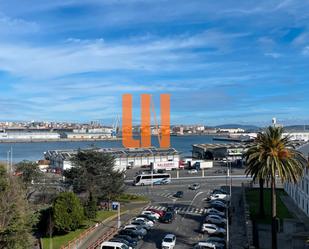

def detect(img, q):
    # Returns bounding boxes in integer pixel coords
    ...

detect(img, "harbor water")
[0,135,223,163]
[2,135,309,163]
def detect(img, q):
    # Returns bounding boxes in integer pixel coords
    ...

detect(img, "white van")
[100,241,129,249]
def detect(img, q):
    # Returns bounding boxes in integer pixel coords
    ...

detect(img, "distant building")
[283,132,309,142]
[0,132,60,140]
[45,147,180,171]
[217,128,245,133]
[192,143,249,161]
[64,132,112,139]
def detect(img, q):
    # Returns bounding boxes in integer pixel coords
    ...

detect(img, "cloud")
[0,30,242,79]
[264,52,282,58]
[0,13,39,37]
[0,0,308,124]
[302,46,309,55]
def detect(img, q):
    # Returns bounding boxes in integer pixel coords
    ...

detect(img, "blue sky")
[0,0,309,126]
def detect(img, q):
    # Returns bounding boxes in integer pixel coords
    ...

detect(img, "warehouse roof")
[44,147,180,160]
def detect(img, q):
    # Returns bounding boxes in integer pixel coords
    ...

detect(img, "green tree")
[0,164,35,249]
[64,151,124,202]
[52,192,84,234]
[245,126,308,249]
[84,193,98,219]
[16,160,43,186]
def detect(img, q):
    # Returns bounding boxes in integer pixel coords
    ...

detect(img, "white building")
[284,145,309,217]
[65,132,112,139]
[218,128,245,133]
[0,132,60,140]
[45,147,180,172]
[285,167,309,216]
[284,132,309,142]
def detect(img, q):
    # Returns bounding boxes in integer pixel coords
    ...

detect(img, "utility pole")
[229,161,232,199]
[151,166,153,189]
[7,150,10,173]
[10,146,13,173]
[226,196,230,249]
[117,202,121,229]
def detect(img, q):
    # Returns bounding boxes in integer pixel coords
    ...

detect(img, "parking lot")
[103,173,251,249]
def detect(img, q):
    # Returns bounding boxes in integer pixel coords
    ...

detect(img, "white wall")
[285,168,309,217]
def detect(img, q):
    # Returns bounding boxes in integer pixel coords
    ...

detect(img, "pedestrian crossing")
[145,205,205,215]
[128,191,177,200]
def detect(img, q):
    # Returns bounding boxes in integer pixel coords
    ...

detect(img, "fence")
[59,223,101,249]
[86,227,118,249]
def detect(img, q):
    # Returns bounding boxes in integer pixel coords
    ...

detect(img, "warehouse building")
[192,143,250,161]
[44,147,180,172]
[0,131,60,141]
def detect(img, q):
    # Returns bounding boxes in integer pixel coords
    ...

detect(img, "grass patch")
[115,193,149,203]
[246,188,293,224]
[42,210,116,249]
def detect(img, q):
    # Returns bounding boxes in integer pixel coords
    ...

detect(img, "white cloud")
[264,52,282,58]
[0,30,240,79]
[302,46,309,55]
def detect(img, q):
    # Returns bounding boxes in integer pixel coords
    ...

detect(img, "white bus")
[133,173,171,186]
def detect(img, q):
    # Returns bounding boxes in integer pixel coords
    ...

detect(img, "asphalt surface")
[123,176,251,249]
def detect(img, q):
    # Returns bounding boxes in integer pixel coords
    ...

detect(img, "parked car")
[141,210,160,219]
[188,169,198,174]
[166,205,177,215]
[205,208,226,217]
[189,183,201,190]
[205,236,226,248]
[209,203,226,212]
[113,235,138,246]
[146,208,165,218]
[209,194,230,201]
[157,169,166,174]
[192,242,216,249]
[208,199,228,208]
[109,238,135,249]
[132,217,154,227]
[174,191,184,198]
[200,223,226,235]
[123,225,147,236]
[161,234,176,249]
[131,220,151,230]
[137,214,157,222]
[212,189,228,195]
[160,212,175,223]
[118,229,143,240]
[205,214,227,226]
[100,241,130,249]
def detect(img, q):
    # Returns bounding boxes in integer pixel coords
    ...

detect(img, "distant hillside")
[213,124,260,131]
[284,125,309,132]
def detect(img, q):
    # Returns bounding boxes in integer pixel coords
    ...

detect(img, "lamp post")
[117,202,121,229]
[7,150,10,172]
[112,202,121,229]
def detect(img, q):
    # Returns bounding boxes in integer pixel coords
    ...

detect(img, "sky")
[0,0,308,126]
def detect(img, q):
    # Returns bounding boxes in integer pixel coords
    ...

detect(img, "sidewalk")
[78,203,147,249]
[229,186,248,249]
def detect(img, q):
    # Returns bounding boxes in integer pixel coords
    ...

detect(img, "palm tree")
[245,126,308,249]
[245,142,266,218]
